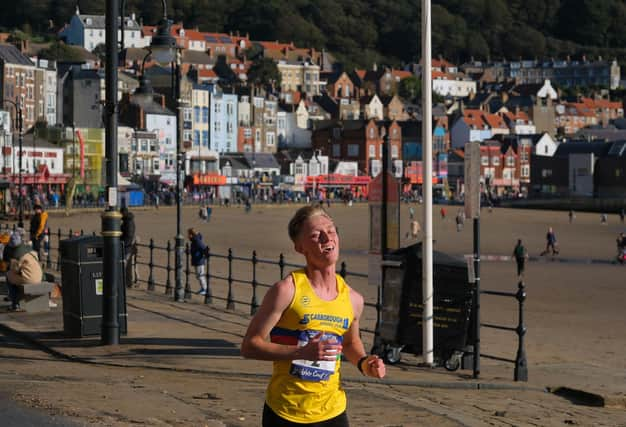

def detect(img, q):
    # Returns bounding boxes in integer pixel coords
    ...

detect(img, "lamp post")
[102,0,175,344]
[2,99,24,228]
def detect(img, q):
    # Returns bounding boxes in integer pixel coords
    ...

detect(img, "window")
[481,156,488,166]
[369,144,375,157]
[202,107,208,123]
[521,166,530,177]
[369,127,375,139]
[492,156,500,166]
[347,144,359,156]
[193,131,200,146]
[544,145,549,155]
[214,103,221,113]
[202,131,208,146]
[255,129,261,142]
[332,144,341,157]
[244,128,252,138]
[391,145,398,158]
[194,107,200,122]
[141,140,148,151]
[183,108,192,121]
[506,156,515,166]
[150,140,157,152]
[214,122,221,133]
[266,132,275,146]
[153,160,159,171]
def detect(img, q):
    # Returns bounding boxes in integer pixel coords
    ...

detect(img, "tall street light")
[102,0,122,345]
[139,7,183,302]
[2,98,24,228]
[103,0,174,345]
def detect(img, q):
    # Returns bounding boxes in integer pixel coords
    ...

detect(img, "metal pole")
[421,0,434,366]
[382,133,389,256]
[102,0,121,345]
[17,103,23,228]
[174,53,185,302]
[472,217,481,378]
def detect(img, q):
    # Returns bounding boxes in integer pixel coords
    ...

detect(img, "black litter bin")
[60,236,127,337]
[373,242,473,369]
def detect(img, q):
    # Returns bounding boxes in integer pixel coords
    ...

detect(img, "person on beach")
[541,227,559,256]
[188,228,208,295]
[241,205,385,426]
[513,239,528,277]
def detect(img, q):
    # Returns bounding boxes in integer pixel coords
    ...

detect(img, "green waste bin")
[60,236,127,337]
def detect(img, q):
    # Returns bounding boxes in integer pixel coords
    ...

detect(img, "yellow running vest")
[266,269,354,423]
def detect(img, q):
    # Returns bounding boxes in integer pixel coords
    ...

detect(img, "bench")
[15,282,56,312]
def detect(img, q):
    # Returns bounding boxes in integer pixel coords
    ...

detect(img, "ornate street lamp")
[147,14,185,302]
[2,98,24,228]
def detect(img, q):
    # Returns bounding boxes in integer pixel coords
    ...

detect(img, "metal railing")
[0,224,526,381]
[480,282,528,381]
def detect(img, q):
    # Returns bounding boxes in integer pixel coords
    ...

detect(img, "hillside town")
[0,7,625,213]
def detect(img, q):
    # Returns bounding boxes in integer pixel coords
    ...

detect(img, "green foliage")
[3,0,626,67]
[398,76,421,102]
[247,57,281,90]
[38,40,85,62]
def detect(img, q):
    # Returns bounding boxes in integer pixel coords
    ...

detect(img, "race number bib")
[290,330,342,382]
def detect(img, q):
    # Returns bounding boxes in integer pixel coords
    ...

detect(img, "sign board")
[464,142,481,219]
[368,171,400,253]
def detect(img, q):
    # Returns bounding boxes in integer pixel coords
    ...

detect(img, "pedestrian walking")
[541,227,559,256]
[455,210,464,232]
[513,239,528,277]
[120,207,137,288]
[241,205,385,426]
[601,213,608,225]
[619,208,624,224]
[408,206,415,220]
[188,228,208,295]
[29,204,48,260]
[568,209,575,224]
[440,207,447,219]
[410,219,420,238]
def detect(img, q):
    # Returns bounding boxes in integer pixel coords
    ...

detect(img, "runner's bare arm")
[240,276,334,361]
[342,288,386,378]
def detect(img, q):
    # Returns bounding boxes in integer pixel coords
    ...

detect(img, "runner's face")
[296,215,339,265]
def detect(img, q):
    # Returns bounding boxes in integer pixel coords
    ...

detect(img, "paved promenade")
[1,287,625,426]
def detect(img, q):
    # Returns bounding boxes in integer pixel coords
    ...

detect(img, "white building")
[0,111,12,174]
[144,105,177,184]
[60,7,146,51]
[432,71,476,97]
[210,92,238,153]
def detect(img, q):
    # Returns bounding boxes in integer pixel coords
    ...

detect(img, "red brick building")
[311,119,402,176]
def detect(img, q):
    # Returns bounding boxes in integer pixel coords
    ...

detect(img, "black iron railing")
[0,223,526,381]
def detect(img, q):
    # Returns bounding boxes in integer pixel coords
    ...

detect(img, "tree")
[92,43,107,65]
[38,40,85,62]
[247,57,281,93]
[398,76,421,102]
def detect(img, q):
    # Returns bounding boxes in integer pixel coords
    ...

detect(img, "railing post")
[514,281,528,382]
[184,242,192,300]
[165,240,173,296]
[56,228,62,271]
[226,248,235,310]
[251,250,258,315]
[147,238,155,291]
[68,228,73,239]
[45,228,52,269]
[204,247,212,304]
[279,253,285,279]
[339,261,347,279]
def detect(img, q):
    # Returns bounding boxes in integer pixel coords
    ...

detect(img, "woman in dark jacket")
[188,228,208,295]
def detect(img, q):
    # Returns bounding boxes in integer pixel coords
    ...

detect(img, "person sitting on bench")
[5,230,43,311]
